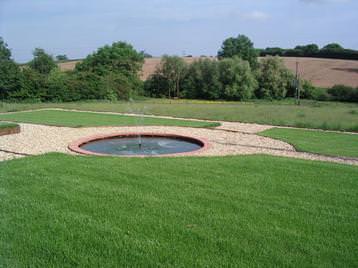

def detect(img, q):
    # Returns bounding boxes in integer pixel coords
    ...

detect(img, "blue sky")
[0,0,357,62]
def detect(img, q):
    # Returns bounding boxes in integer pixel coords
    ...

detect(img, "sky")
[0,0,357,62]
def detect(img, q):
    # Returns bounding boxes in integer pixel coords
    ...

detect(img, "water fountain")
[68,133,207,157]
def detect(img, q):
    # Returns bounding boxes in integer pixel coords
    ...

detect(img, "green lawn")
[261,128,358,158]
[1,154,357,267]
[0,122,18,129]
[1,99,357,131]
[0,109,219,128]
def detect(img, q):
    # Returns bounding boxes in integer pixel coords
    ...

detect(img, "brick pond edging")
[68,132,210,157]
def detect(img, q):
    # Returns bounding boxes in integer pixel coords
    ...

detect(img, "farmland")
[58,57,358,88]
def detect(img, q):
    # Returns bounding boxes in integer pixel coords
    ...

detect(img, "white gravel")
[0,122,357,166]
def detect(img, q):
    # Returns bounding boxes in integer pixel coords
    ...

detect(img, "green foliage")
[256,56,294,99]
[260,42,358,60]
[219,57,257,100]
[55,54,68,61]
[0,37,11,61]
[328,85,358,103]
[15,68,47,101]
[154,56,187,98]
[75,42,144,100]
[322,43,344,51]
[0,38,23,100]
[0,60,23,100]
[28,48,57,75]
[182,59,222,100]
[76,42,144,76]
[144,73,170,98]
[46,69,72,101]
[218,34,258,68]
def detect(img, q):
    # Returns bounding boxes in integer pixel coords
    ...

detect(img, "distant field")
[58,57,358,87]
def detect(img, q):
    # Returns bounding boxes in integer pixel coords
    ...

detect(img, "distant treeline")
[259,43,358,60]
[1,35,357,103]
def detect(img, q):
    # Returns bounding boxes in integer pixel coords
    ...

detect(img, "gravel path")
[0,123,357,166]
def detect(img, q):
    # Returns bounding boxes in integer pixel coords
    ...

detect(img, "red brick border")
[68,133,210,157]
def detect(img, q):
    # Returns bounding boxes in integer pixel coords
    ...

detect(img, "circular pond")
[69,133,207,157]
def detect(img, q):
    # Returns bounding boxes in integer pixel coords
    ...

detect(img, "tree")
[295,44,319,56]
[256,56,294,99]
[322,43,344,51]
[0,38,23,100]
[218,35,258,68]
[56,54,68,61]
[76,42,144,76]
[182,59,222,100]
[154,56,187,98]
[219,57,257,100]
[75,42,144,100]
[29,48,56,75]
[0,37,11,61]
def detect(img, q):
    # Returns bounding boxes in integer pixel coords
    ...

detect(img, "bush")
[309,87,330,101]
[219,57,257,100]
[28,48,57,75]
[144,74,170,98]
[15,68,48,101]
[182,59,222,100]
[328,85,358,102]
[256,57,294,99]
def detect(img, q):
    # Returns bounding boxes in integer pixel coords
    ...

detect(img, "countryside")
[0,0,358,267]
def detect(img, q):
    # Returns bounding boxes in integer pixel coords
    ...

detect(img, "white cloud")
[242,11,270,20]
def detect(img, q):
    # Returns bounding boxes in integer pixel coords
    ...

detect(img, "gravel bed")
[0,123,357,166]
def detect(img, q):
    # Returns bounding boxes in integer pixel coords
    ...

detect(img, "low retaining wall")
[0,125,21,136]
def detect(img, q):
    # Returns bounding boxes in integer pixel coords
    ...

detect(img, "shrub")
[256,56,294,99]
[28,48,57,75]
[219,57,257,100]
[144,74,170,98]
[328,85,358,102]
[182,59,222,100]
[15,68,48,101]
[309,87,330,101]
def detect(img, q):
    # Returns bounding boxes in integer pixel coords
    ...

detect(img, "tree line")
[145,35,358,102]
[0,38,144,102]
[0,35,357,103]
[260,43,358,60]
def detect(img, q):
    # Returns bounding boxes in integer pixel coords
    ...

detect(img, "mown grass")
[0,122,18,129]
[0,99,357,131]
[0,109,219,128]
[261,128,358,158]
[0,154,357,267]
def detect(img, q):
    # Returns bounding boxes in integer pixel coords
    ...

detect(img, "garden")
[0,34,357,267]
